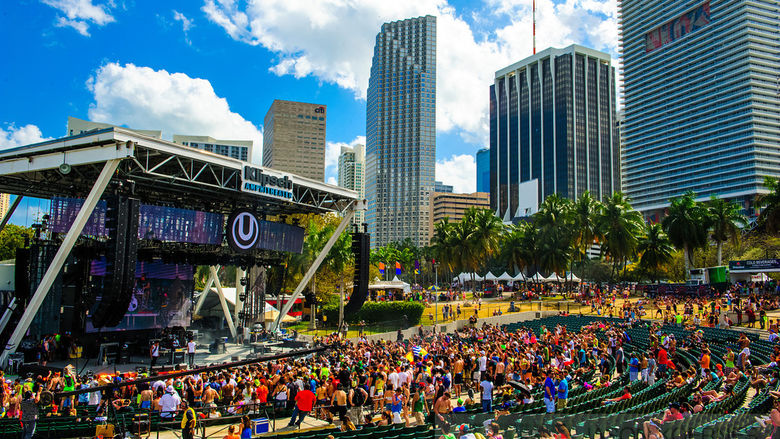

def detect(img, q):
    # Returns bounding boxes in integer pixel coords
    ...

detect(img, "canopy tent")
[564,272,582,283]
[369,278,411,293]
[545,273,564,283]
[497,272,514,281]
[263,302,296,323]
[453,272,484,283]
[511,272,526,282]
[529,273,545,282]
[484,272,498,281]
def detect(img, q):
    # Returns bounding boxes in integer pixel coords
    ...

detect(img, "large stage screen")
[86,260,194,332]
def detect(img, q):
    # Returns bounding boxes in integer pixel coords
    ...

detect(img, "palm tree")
[571,192,602,260]
[598,192,644,280]
[757,176,780,236]
[470,208,504,267]
[638,223,674,283]
[662,192,710,277]
[707,195,747,265]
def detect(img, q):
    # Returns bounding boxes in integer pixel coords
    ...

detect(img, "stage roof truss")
[0,127,359,215]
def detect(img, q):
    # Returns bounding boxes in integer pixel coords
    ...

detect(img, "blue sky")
[0,0,619,225]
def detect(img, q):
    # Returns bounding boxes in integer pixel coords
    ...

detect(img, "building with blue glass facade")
[476,147,490,193]
[620,0,780,220]
[489,45,620,221]
[366,15,436,248]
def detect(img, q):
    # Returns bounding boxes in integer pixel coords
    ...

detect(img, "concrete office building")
[67,116,161,139]
[620,0,780,219]
[263,100,327,181]
[434,181,453,193]
[338,144,366,225]
[366,15,437,247]
[173,135,251,161]
[489,45,620,221]
[429,191,490,242]
[476,147,490,193]
[0,194,9,220]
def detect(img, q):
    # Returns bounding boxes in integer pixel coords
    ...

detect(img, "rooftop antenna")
[533,0,536,55]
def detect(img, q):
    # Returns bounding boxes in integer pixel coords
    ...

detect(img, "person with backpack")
[348,383,368,426]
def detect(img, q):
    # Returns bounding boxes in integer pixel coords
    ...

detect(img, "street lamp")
[434,262,440,330]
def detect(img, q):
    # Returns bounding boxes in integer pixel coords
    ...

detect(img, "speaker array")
[344,232,370,315]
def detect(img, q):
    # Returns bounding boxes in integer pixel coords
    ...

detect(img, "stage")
[0,126,361,365]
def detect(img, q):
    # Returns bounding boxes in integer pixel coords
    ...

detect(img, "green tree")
[598,192,644,280]
[757,176,780,236]
[534,194,573,276]
[662,192,711,277]
[707,195,747,266]
[638,223,674,283]
[0,224,32,261]
[571,191,603,263]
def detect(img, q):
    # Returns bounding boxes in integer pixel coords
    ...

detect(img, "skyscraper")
[263,100,327,181]
[366,15,436,248]
[434,181,453,193]
[620,0,780,219]
[490,45,620,220]
[476,147,490,193]
[338,144,366,225]
[173,135,251,161]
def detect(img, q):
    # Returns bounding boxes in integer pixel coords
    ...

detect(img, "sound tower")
[91,196,139,328]
[344,232,370,315]
[104,197,139,327]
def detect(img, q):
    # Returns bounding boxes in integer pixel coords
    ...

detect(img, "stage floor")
[12,341,306,378]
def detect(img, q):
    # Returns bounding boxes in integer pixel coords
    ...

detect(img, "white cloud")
[87,63,263,163]
[436,154,476,193]
[324,136,366,183]
[201,0,619,145]
[173,10,194,45]
[327,176,337,186]
[0,124,52,149]
[42,0,115,36]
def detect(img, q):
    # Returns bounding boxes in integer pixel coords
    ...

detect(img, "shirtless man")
[433,391,452,428]
[330,384,348,423]
[202,385,218,407]
[140,386,154,409]
[453,356,464,397]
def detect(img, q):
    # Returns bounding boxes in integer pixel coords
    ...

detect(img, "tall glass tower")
[366,15,436,248]
[620,0,780,220]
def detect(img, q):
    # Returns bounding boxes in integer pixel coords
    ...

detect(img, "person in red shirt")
[643,402,683,439]
[602,386,632,405]
[287,383,316,428]
[255,381,269,404]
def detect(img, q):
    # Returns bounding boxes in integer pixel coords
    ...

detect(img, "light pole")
[434,262,440,330]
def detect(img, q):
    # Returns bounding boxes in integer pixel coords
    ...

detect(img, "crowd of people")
[4,311,777,439]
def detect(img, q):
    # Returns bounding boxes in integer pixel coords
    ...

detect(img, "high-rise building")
[620,0,780,219]
[263,100,327,181]
[476,147,490,193]
[429,192,490,242]
[434,181,453,193]
[366,15,436,248]
[338,144,366,225]
[0,193,10,220]
[173,135,251,161]
[490,45,620,221]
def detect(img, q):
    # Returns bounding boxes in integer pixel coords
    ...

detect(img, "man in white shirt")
[478,353,487,380]
[187,339,196,368]
[160,386,181,418]
[389,369,400,390]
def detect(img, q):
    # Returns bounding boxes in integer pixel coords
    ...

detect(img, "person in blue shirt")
[543,369,556,413]
[557,374,569,410]
[629,354,640,382]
